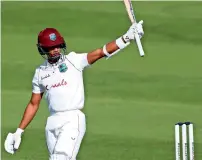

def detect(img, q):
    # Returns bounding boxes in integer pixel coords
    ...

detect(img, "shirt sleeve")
[32,68,45,94]
[67,52,90,71]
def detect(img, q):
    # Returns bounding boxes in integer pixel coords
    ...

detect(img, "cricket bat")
[123,0,145,57]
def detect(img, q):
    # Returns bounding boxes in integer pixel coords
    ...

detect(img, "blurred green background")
[2,1,202,160]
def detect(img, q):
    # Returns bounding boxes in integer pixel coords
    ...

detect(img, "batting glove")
[4,128,24,154]
[122,20,144,43]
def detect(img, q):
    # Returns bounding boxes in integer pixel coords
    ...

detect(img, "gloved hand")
[122,20,144,43]
[4,128,24,154]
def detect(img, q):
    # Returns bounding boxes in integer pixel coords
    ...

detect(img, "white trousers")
[45,110,86,160]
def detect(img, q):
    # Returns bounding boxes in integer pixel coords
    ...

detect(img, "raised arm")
[87,21,144,65]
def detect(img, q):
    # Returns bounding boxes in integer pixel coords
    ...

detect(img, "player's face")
[48,47,61,57]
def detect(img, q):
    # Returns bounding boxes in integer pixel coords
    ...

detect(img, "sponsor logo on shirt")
[41,74,51,80]
[45,79,67,90]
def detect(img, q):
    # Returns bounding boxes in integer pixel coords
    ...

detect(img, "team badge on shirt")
[58,63,68,72]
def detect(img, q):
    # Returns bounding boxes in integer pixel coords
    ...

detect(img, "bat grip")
[134,33,144,57]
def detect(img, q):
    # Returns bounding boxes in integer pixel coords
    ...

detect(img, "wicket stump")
[175,122,194,160]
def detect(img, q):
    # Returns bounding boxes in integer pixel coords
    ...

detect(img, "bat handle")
[134,32,145,57]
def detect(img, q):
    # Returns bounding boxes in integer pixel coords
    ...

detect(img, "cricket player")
[4,20,144,160]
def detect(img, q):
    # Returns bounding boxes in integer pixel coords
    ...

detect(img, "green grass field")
[2,1,202,160]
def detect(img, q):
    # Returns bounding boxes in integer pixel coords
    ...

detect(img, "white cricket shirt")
[32,52,90,115]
